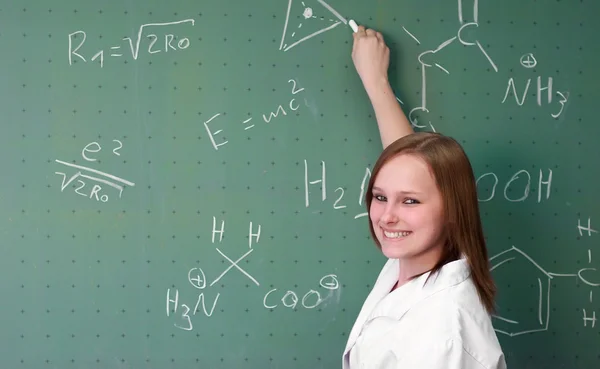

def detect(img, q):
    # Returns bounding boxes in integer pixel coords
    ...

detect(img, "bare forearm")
[365,78,413,149]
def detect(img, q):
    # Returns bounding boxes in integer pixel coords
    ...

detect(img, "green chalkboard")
[1,0,598,368]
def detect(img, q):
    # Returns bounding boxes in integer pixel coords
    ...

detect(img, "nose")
[380,204,399,224]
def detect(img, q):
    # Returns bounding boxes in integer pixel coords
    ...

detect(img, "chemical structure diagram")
[278,0,499,132]
[489,219,599,337]
[405,0,499,131]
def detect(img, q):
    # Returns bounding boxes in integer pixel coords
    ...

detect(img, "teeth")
[383,230,411,238]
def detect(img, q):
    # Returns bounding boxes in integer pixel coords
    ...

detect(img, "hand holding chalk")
[350,22,390,93]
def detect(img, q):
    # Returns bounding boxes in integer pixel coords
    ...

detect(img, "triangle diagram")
[279,0,347,52]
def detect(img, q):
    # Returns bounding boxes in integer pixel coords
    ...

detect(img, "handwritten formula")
[54,139,135,202]
[203,78,306,151]
[166,217,339,331]
[68,19,195,67]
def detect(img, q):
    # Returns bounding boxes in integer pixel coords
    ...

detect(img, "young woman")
[342,25,507,369]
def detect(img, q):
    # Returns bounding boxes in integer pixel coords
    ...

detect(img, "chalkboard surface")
[1,0,598,368]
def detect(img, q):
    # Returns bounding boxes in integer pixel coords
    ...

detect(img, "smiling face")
[364,132,497,312]
[369,153,446,263]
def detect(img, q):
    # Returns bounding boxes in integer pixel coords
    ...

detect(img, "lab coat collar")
[343,256,471,364]
[370,257,470,321]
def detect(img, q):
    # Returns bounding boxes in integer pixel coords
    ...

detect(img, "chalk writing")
[54,139,135,202]
[303,160,372,219]
[167,216,341,329]
[68,18,194,68]
[167,288,221,331]
[406,0,498,131]
[167,216,262,331]
[490,245,599,336]
[476,169,553,203]
[578,217,598,237]
[211,248,259,287]
[520,53,537,69]
[501,75,570,119]
[576,217,598,328]
[204,78,306,151]
[304,162,555,222]
[279,0,344,52]
[263,274,340,310]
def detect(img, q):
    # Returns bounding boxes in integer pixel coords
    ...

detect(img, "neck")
[397,246,443,286]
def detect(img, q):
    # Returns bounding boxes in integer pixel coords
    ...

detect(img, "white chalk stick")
[349,19,358,33]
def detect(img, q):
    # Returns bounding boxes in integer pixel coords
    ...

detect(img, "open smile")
[382,230,412,239]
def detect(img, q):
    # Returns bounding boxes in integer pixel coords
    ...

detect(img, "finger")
[352,30,359,40]
[355,25,366,38]
[352,30,359,50]
[375,32,383,42]
[352,32,360,47]
[366,28,377,37]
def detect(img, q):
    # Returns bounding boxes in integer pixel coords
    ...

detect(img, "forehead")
[374,154,438,192]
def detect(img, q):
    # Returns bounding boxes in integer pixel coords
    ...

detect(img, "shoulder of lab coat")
[343,258,506,369]
[377,333,504,369]
[384,296,507,369]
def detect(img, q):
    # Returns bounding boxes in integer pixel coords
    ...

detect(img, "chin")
[380,242,411,259]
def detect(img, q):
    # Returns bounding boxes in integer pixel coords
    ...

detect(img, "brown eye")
[373,194,387,202]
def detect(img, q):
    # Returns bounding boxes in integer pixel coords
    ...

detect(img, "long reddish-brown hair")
[365,132,496,313]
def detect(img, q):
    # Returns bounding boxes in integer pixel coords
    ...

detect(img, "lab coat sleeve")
[381,338,490,369]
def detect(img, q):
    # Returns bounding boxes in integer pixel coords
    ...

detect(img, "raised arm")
[352,25,413,149]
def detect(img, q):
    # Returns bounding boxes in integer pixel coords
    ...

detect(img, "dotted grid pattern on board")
[0,0,599,369]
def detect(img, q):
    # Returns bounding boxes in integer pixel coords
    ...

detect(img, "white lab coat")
[342,257,507,369]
